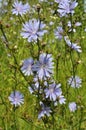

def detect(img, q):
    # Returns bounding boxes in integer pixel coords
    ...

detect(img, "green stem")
[69,13,76,77]
[0,23,9,48]
[13,106,17,130]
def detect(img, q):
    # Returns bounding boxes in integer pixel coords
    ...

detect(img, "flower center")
[27,65,31,71]
[32,30,37,34]
[41,64,46,68]
[49,88,54,93]
[14,97,18,102]
[16,6,22,12]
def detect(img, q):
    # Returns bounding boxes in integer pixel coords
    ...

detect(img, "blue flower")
[33,53,54,80]
[21,19,47,42]
[44,83,62,101]
[64,36,82,53]
[28,76,42,94]
[8,91,24,107]
[12,1,30,16]
[69,102,77,112]
[54,26,63,40]
[28,84,41,95]
[54,95,66,105]
[38,102,52,119]
[57,0,78,17]
[21,58,34,76]
[68,76,82,88]
[71,43,82,53]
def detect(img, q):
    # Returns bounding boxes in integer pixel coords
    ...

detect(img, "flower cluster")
[28,77,66,118]
[21,53,54,80]
[7,0,83,123]
[21,52,66,119]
